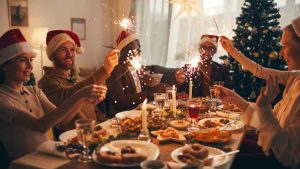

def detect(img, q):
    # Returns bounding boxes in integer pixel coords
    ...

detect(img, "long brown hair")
[284,24,300,43]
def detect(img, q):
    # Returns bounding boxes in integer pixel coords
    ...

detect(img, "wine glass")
[187,99,201,131]
[75,119,95,163]
[154,93,167,111]
[209,86,217,112]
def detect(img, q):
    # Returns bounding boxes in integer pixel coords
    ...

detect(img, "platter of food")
[198,117,244,131]
[190,129,232,143]
[151,127,187,143]
[171,143,230,167]
[93,140,159,167]
[59,125,108,144]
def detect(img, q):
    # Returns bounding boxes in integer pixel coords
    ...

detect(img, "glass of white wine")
[75,119,95,163]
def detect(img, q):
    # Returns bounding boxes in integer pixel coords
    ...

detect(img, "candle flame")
[143,99,147,105]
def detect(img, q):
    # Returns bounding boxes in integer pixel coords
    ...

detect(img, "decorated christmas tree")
[222,0,286,101]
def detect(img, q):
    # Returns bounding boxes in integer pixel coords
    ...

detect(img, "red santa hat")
[0,29,35,65]
[199,34,219,49]
[116,31,138,51]
[292,17,300,39]
[46,30,84,60]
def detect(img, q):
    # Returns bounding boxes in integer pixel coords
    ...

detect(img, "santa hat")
[0,29,35,65]
[116,31,138,51]
[199,34,219,48]
[292,17,300,39]
[46,30,84,59]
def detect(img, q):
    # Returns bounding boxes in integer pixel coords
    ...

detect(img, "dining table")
[9,112,245,169]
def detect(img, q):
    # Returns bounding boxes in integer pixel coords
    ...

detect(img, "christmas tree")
[222,0,286,101]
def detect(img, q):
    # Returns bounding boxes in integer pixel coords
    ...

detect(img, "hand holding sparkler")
[175,68,186,84]
[103,49,120,74]
[220,36,236,54]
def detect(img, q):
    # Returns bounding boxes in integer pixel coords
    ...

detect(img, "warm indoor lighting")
[31,27,49,76]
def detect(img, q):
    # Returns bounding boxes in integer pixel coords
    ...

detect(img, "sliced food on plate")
[190,129,232,143]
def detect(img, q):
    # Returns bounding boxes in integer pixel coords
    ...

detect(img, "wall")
[0,0,114,80]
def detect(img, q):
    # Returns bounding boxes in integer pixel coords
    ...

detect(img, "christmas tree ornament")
[224,59,230,65]
[253,52,259,58]
[252,27,257,33]
[269,51,279,60]
[263,29,268,34]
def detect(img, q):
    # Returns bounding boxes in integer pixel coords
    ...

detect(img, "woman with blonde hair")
[215,17,300,168]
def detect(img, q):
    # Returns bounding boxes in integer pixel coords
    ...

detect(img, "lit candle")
[172,85,177,118]
[142,99,148,132]
[189,79,193,99]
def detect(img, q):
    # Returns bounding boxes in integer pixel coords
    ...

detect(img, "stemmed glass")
[75,119,95,163]
[154,93,168,115]
[187,99,201,131]
[209,81,224,112]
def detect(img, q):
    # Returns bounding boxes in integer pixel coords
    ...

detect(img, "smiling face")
[52,41,76,70]
[199,42,217,61]
[280,27,300,70]
[3,53,34,83]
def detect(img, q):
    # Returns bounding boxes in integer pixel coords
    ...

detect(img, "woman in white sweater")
[216,17,300,168]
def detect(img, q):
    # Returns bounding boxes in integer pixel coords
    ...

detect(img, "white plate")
[92,140,160,167]
[115,110,142,119]
[59,130,77,142]
[59,125,108,143]
[171,145,230,167]
[198,117,244,131]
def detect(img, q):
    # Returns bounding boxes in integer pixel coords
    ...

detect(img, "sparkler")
[112,49,144,82]
[183,47,211,83]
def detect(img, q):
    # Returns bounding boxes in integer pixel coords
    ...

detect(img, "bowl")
[140,160,167,169]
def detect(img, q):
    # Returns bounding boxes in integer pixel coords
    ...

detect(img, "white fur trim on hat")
[292,17,300,39]
[0,42,36,65]
[76,47,84,54]
[117,34,138,51]
[46,33,76,59]
[199,37,218,48]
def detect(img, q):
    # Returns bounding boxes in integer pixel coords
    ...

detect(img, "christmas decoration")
[220,0,286,101]
[169,0,201,19]
[269,51,279,60]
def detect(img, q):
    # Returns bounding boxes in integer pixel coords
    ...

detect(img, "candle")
[172,85,177,117]
[189,79,193,99]
[142,99,148,132]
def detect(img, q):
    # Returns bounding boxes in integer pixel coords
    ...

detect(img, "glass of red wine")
[187,99,201,131]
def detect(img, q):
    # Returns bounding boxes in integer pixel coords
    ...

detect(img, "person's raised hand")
[103,49,119,74]
[175,68,186,84]
[219,36,235,54]
[214,85,240,104]
[256,76,280,107]
[77,84,108,104]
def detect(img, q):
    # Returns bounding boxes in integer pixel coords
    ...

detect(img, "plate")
[115,110,142,119]
[198,117,244,131]
[151,127,187,143]
[171,145,230,167]
[59,125,108,143]
[92,140,159,167]
[190,129,232,143]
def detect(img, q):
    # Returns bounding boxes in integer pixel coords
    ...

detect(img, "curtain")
[134,0,300,68]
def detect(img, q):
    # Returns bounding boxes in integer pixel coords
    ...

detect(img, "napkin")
[37,141,67,158]
[215,110,241,120]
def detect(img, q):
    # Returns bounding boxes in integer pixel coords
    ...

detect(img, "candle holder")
[138,129,151,142]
